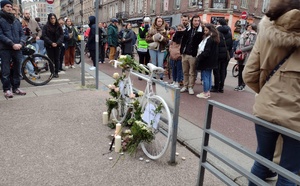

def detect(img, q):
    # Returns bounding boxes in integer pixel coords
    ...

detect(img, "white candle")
[115,135,121,152]
[115,123,122,135]
[103,112,108,125]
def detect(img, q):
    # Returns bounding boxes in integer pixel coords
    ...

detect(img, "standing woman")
[146,16,169,80]
[234,23,257,91]
[243,0,300,185]
[64,18,78,69]
[42,13,63,78]
[195,24,220,99]
[120,23,135,57]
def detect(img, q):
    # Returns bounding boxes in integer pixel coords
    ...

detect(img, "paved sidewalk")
[0,63,276,186]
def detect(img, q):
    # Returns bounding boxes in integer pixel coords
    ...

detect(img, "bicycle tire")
[111,80,131,123]
[232,64,239,77]
[141,95,172,160]
[75,45,81,64]
[22,54,54,86]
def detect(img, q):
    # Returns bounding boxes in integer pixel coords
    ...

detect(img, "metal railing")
[197,100,300,186]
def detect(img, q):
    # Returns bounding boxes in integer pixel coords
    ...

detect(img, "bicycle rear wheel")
[141,95,172,160]
[75,45,81,64]
[232,64,239,77]
[22,54,54,86]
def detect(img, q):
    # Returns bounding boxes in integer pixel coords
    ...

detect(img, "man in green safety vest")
[137,17,151,66]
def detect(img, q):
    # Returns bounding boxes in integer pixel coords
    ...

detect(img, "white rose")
[119,55,127,59]
[138,91,144,96]
[113,72,120,79]
[114,87,119,92]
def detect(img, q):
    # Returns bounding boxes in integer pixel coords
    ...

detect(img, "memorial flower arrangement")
[122,120,154,155]
[106,72,126,119]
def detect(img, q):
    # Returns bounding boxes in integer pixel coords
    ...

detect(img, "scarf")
[0,10,15,24]
[197,35,210,56]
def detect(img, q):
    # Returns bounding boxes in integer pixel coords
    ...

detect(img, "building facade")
[19,0,271,30]
[22,0,54,24]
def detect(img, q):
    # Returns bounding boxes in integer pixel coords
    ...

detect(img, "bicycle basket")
[22,44,36,55]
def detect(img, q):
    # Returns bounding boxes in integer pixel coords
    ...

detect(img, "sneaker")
[13,88,26,95]
[196,92,210,99]
[53,74,59,78]
[180,87,188,93]
[65,66,69,69]
[89,66,96,71]
[4,90,13,99]
[234,86,240,91]
[174,82,179,88]
[71,65,76,69]
[188,87,194,95]
[238,86,245,91]
[265,171,278,181]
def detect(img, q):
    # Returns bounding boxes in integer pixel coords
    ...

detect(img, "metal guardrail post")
[80,34,85,86]
[170,87,180,164]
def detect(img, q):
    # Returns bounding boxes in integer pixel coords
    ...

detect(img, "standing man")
[181,14,190,30]
[107,18,118,60]
[0,0,27,98]
[137,17,151,66]
[180,15,204,95]
[23,10,43,55]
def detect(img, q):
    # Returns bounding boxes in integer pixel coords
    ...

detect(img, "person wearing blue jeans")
[145,16,169,80]
[243,1,300,185]
[149,49,165,79]
[170,59,183,87]
[195,24,219,99]
[248,124,300,186]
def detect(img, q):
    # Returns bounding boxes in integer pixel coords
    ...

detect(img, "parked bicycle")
[0,37,54,86]
[232,63,239,77]
[110,60,172,160]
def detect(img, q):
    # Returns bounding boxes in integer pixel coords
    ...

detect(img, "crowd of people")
[1,1,300,184]
[0,1,82,98]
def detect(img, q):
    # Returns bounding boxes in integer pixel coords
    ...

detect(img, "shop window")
[211,0,228,9]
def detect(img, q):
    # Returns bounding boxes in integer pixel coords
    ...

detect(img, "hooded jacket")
[243,10,300,132]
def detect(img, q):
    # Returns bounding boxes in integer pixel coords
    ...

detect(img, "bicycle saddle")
[147,63,164,74]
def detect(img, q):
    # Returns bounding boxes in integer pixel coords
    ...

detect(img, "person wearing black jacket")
[211,18,233,93]
[0,0,27,98]
[180,15,204,95]
[195,24,220,99]
[87,16,104,70]
[42,13,64,78]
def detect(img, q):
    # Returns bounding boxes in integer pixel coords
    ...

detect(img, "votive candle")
[115,123,121,135]
[103,112,108,125]
[115,135,121,152]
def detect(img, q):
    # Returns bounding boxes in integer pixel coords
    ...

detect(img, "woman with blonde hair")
[243,0,300,185]
[146,16,169,80]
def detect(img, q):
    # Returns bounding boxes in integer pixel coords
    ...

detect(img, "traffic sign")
[46,0,54,4]
[241,11,248,19]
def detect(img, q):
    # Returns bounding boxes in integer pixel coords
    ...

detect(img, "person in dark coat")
[0,0,27,98]
[211,18,233,93]
[87,16,105,70]
[58,17,69,72]
[195,24,220,99]
[42,13,64,78]
[120,23,135,57]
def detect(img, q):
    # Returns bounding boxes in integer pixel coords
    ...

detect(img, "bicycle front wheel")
[111,80,131,123]
[232,64,239,77]
[141,95,172,160]
[22,54,54,86]
[75,45,81,64]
